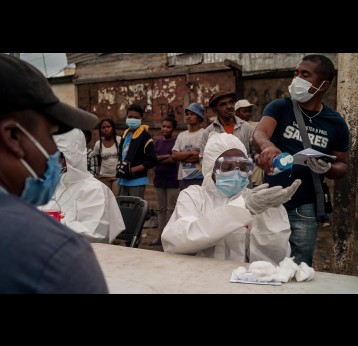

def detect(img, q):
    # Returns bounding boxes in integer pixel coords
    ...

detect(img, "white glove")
[243,179,301,214]
[295,262,315,282]
[306,157,331,174]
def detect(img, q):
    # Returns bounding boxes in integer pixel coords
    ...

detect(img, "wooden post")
[332,53,358,274]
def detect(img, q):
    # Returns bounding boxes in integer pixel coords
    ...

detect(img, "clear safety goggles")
[214,156,254,177]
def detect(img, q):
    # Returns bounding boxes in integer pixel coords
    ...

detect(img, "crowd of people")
[0,53,349,293]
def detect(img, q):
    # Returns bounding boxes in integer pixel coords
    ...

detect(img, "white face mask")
[288,76,325,103]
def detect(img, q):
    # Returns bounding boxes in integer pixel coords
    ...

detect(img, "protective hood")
[54,128,89,179]
[201,132,247,177]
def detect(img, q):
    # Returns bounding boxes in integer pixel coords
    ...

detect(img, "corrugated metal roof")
[66,53,106,65]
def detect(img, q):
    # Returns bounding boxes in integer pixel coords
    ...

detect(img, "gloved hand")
[243,179,301,214]
[306,157,331,174]
[116,160,133,178]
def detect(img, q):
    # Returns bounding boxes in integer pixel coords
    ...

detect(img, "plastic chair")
[115,196,149,248]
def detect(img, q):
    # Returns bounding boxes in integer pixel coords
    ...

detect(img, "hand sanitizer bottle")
[272,152,294,175]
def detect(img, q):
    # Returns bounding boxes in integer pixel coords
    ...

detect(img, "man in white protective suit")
[41,128,125,243]
[162,132,301,265]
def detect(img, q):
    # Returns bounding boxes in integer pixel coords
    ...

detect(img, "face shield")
[214,156,254,178]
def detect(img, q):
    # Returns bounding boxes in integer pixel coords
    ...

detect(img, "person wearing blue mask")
[0,54,108,293]
[162,132,301,265]
[116,103,157,199]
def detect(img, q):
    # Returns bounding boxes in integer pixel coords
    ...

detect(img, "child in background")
[94,118,121,196]
[150,115,179,246]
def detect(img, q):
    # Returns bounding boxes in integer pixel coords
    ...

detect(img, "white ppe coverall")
[42,129,125,243]
[162,132,292,265]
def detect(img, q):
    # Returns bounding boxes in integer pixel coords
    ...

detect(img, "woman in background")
[150,115,179,246]
[94,118,121,196]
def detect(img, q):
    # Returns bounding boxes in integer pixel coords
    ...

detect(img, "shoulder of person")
[262,97,290,115]
[175,131,185,138]
[270,97,290,106]
[179,183,203,197]
[323,104,344,118]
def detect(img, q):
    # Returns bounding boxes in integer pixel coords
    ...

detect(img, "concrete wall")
[51,82,77,107]
[77,69,237,144]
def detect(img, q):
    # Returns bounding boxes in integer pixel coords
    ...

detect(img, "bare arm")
[172,150,199,163]
[251,117,281,174]
[184,150,200,163]
[324,151,348,180]
[157,154,176,165]
[252,117,348,179]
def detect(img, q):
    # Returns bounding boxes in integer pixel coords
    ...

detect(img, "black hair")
[302,54,335,82]
[98,118,119,155]
[163,113,177,129]
[127,103,144,117]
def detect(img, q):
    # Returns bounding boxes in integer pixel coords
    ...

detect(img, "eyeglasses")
[214,156,254,177]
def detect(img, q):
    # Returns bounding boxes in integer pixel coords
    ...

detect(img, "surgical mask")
[16,123,62,207]
[126,118,141,130]
[288,76,325,103]
[215,173,249,198]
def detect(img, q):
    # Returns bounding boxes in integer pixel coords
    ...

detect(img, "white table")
[92,243,358,294]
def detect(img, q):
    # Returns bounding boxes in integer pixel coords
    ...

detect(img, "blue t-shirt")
[262,97,349,210]
[0,193,109,293]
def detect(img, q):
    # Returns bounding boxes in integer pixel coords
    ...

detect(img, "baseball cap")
[0,54,98,134]
[208,91,236,108]
[234,99,254,111]
[185,103,205,119]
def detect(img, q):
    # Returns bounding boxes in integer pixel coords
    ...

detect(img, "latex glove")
[295,262,315,282]
[248,261,277,281]
[306,157,331,174]
[243,179,301,214]
[279,179,301,204]
[274,257,299,283]
[116,160,133,178]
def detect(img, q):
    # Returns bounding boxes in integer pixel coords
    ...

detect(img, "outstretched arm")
[252,116,281,175]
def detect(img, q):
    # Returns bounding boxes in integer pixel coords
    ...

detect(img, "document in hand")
[293,148,336,166]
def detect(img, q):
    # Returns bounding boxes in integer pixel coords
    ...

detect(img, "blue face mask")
[16,123,62,207]
[215,172,249,198]
[126,118,141,130]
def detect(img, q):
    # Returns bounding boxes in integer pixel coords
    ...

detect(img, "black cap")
[209,91,236,108]
[0,54,98,134]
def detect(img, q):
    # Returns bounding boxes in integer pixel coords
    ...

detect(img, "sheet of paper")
[230,272,282,286]
[293,148,336,166]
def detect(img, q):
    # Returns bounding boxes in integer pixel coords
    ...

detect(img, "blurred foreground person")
[41,129,125,243]
[0,54,108,293]
[162,132,301,265]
